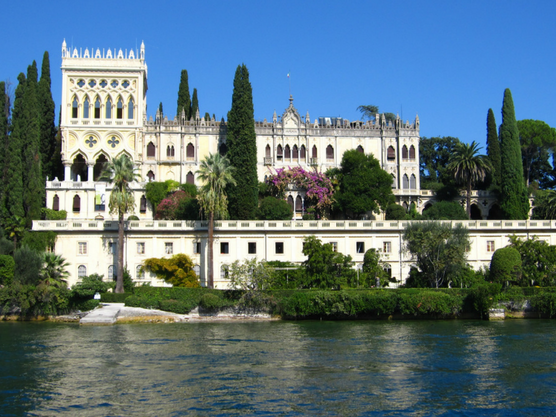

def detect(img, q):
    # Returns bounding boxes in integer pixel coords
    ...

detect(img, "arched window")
[147,142,156,158]
[265,144,271,158]
[167,145,175,158]
[72,97,78,118]
[409,145,416,160]
[402,145,408,159]
[410,174,416,189]
[53,195,59,211]
[140,195,147,213]
[326,145,334,160]
[295,195,302,213]
[117,98,123,119]
[300,145,306,159]
[287,195,294,211]
[105,98,112,119]
[128,98,134,119]
[93,154,108,181]
[387,146,396,161]
[147,170,155,181]
[94,97,101,119]
[83,97,90,118]
[78,265,87,278]
[73,195,81,212]
[136,265,144,279]
[284,145,291,159]
[293,145,298,159]
[356,145,364,153]
[186,143,194,159]
[402,174,409,189]
[312,145,318,159]
[277,144,283,160]
[186,171,194,185]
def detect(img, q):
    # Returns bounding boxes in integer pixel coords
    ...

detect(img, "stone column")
[87,163,95,183]
[64,163,72,181]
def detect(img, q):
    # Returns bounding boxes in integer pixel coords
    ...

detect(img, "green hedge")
[101,292,132,303]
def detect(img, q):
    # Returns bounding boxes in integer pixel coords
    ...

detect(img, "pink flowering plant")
[267,167,335,216]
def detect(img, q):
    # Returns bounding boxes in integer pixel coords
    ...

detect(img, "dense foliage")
[486,108,501,188]
[142,254,200,287]
[256,196,293,220]
[490,247,522,286]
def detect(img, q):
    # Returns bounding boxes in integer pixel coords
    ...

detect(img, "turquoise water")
[1,320,556,416]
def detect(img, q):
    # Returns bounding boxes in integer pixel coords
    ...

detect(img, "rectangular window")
[108,242,116,254]
[137,242,145,255]
[330,242,338,252]
[78,242,87,255]
[383,241,392,254]
[487,241,495,252]
[275,242,284,254]
[193,242,201,254]
[221,242,229,254]
[356,242,365,254]
[165,242,173,255]
[248,242,257,254]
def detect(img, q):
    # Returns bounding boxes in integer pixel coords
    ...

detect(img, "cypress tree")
[225,64,258,220]
[191,88,199,119]
[499,88,530,219]
[176,70,191,120]
[0,82,8,217]
[158,102,163,117]
[486,108,501,187]
[2,73,26,223]
[38,51,57,181]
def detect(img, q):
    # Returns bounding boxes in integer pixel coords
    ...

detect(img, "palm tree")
[447,141,492,218]
[357,105,379,121]
[40,252,70,289]
[196,153,236,288]
[99,155,140,293]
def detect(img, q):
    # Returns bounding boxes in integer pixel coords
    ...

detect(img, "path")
[80,303,124,325]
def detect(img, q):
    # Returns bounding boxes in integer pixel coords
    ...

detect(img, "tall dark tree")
[191,88,199,120]
[0,82,8,217]
[516,119,556,188]
[38,52,57,181]
[225,64,258,220]
[499,88,529,219]
[486,108,501,187]
[2,73,26,223]
[176,70,191,120]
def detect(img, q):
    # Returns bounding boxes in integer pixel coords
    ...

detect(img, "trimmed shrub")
[72,299,100,311]
[398,291,464,316]
[41,208,67,220]
[101,292,132,303]
[490,247,522,285]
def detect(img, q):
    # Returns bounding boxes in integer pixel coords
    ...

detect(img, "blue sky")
[2,0,555,149]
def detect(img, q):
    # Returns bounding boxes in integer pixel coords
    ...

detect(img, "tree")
[421,201,468,220]
[486,108,501,187]
[257,196,293,220]
[177,70,191,119]
[447,141,491,217]
[508,235,556,286]
[0,82,8,218]
[40,253,70,289]
[99,155,140,293]
[532,190,556,220]
[228,258,273,291]
[403,222,470,288]
[145,181,170,211]
[490,246,522,286]
[517,119,556,188]
[225,64,258,220]
[196,153,236,288]
[419,136,461,189]
[499,89,530,219]
[38,52,57,182]
[385,203,408,220]
[143,254,200,287]
[357,105,396,123]
[191,88,199,119]
[302,235,354,289]
[362,249,389,287]
[335,149,394,219]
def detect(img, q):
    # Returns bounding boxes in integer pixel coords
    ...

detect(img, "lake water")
[1,319,556,416]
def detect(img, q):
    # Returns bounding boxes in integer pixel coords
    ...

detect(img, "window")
[220,242,229,254]
[94,97,101,119]
[326,145,334,160]
[108,242,116,254]
[410,174,416,189]
[221,265,229,279]
[285,145,291,159]
[136,265,144,279]
[293,145,298,159]
[53,195,59,211]
[248,242,256,254]
[128,98,134,119]
[277,144,283,160]
[186,143,194,159]
[356,145,364,153]
[387,146,396,161]
[265,144,271,158]
[275,242,284,254]
[72,97,78,118]
[73,195,81,212]
[147,170,155,181]
[165,242,173,255]
[487,241,495,252]
[186,171,194,185]
[383,241,392,254]
[402,174,409,189]
[78,265,87,278]
[402,145,408,159]
[330,242,338,252]
[117,98,123,119]
[356,242,365,254]
[140,195,147,213]
[105,98,112,119]
[83,97,90,118]
[193,242,201,254]
[312,145,318,159]
[108,265,116,280]
[137,242,145,254]
[147,142,156,158]
[300,145,306,159]
[78,242,87,255]
[409,145,416,160]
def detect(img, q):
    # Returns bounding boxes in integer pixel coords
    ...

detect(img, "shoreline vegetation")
[3,286,556,322]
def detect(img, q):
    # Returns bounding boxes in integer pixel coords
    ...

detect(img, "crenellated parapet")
[62,39,146,61]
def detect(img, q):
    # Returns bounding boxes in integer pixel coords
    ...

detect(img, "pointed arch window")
[284,145,291,159]
[72,97,79,118]
[287,195,294,211]
[105,98,112,119]
[402,174,409,189]
[326,145,334,160]
[53,195,60,211]
[127,97,134,119]
[140,195,147,213]
[265,144,271,158]
[293,145,298,159]
[147,170,155,181]
[410,174,416,189]
[186,171,194,185]
[73,195,81,212]
[277,144,283,160]
[295,195,303,213]
[83,97,90,118]
[147,142,156,158]
[356,145,364,153]
[94,97,101,119]
[402,145,408,159]
[186,143,194,160]
[312,145,318,159]
[167,145,175,158]
[387,146,396,161]
[409,145,416,160]
[300,145,306,159]
[117,98,123,119]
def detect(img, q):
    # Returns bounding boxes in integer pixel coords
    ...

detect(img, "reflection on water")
[1,320,556,415]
